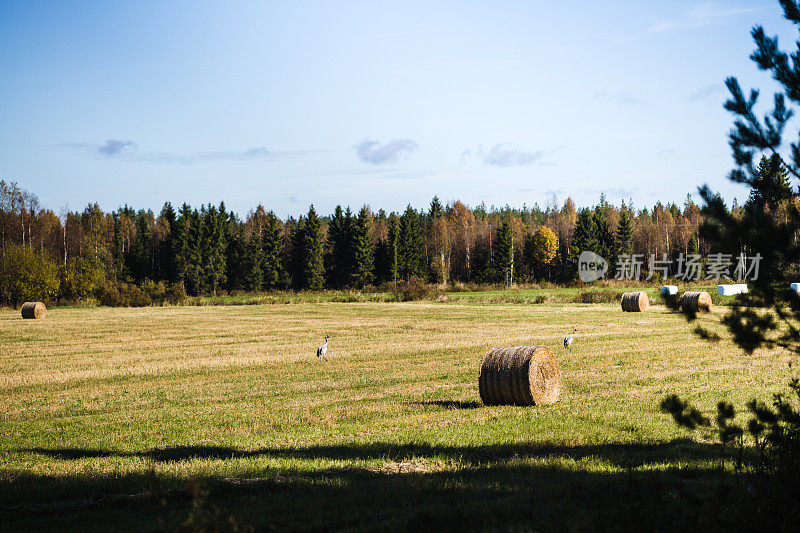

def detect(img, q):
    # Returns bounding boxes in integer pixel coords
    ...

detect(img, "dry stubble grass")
[0,301,794,530]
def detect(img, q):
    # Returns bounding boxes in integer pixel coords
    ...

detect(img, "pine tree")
[398,205,424,280]
[291,205,325,290]
[351,207,374,288]
[262,211,284,290]
[491,218,514,285]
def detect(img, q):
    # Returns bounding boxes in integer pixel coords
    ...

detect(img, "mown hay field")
[0,300,794,530]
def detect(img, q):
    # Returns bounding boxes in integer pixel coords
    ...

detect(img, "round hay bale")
[681,291,712,313]
[661,285,678,296]
[621,291,649,312]
[21,301,46,319]
[478,345,561,406]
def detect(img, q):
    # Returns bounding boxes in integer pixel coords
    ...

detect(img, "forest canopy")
[0,176,794,306]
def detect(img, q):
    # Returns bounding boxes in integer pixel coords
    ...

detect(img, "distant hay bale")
[478,345,561,406]
[621,291,649,312]
[661,285,678,296]
[717,284,747,296]
[681,291,712,313]
[21,301,46,319]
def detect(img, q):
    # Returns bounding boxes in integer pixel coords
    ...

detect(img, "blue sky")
[0,1,794,217]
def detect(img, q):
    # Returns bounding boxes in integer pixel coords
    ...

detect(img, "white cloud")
[649,3,763,33]
[58,141,321,164]
[354,139,418,165]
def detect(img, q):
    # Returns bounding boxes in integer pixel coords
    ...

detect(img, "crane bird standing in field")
[317,335,329,359]
[564,328,577,351]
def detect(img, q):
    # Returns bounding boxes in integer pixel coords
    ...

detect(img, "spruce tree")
[471,236,491,283]
[398,205,424,280]
[387,212,399,283]
[426,196,444,282]
[262,211,284,290]
[687,233,699,255]
[593,209,615,262]
[200,205,227,296]
[243,228,263,291]
[429,196,443,219]
[326,205,354,288]
[491,218,514,285]
[351,207,374,288]
[183,208,203,295]
[224,225,246,291]
[568,208,599,278]
[112,213,124,280]
[158,202,177,283]
[616,209,634,257]
[133,210,152,282]
[746,154,793,212]
[173,204,191,290]
[291,205,325,290]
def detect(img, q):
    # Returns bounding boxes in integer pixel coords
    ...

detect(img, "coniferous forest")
[1,154,796,307]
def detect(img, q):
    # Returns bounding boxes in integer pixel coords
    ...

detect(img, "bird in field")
[563,328,577,351]
[316,335,329,359]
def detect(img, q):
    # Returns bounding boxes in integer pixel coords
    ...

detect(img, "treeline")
[0,157,793,306]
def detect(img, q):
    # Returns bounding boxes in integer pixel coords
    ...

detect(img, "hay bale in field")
[661,285,678,296]
[717,284,743,296]
[478,345,561,406]
[621,291,649,312]
[21,301,46,319]
[681,291,712,313]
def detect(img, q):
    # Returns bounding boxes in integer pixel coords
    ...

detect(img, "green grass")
[0,300,793,530]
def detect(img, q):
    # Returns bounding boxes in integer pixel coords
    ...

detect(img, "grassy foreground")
[0,299,794,531]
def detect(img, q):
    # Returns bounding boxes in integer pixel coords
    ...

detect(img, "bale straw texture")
[621,291,649,312]
[681,291,712,313]
[21,302,46,319]
[478,345,561,406]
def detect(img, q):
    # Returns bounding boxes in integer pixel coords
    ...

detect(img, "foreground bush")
[392,276,441,301]
[0,244,60,306]
[96,280,187,307]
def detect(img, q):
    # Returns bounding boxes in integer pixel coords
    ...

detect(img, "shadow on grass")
[6,440,791,531]
[21,438,729,467]
[405,400,482,410]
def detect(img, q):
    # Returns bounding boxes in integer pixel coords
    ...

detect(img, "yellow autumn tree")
[532,226,557,265]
